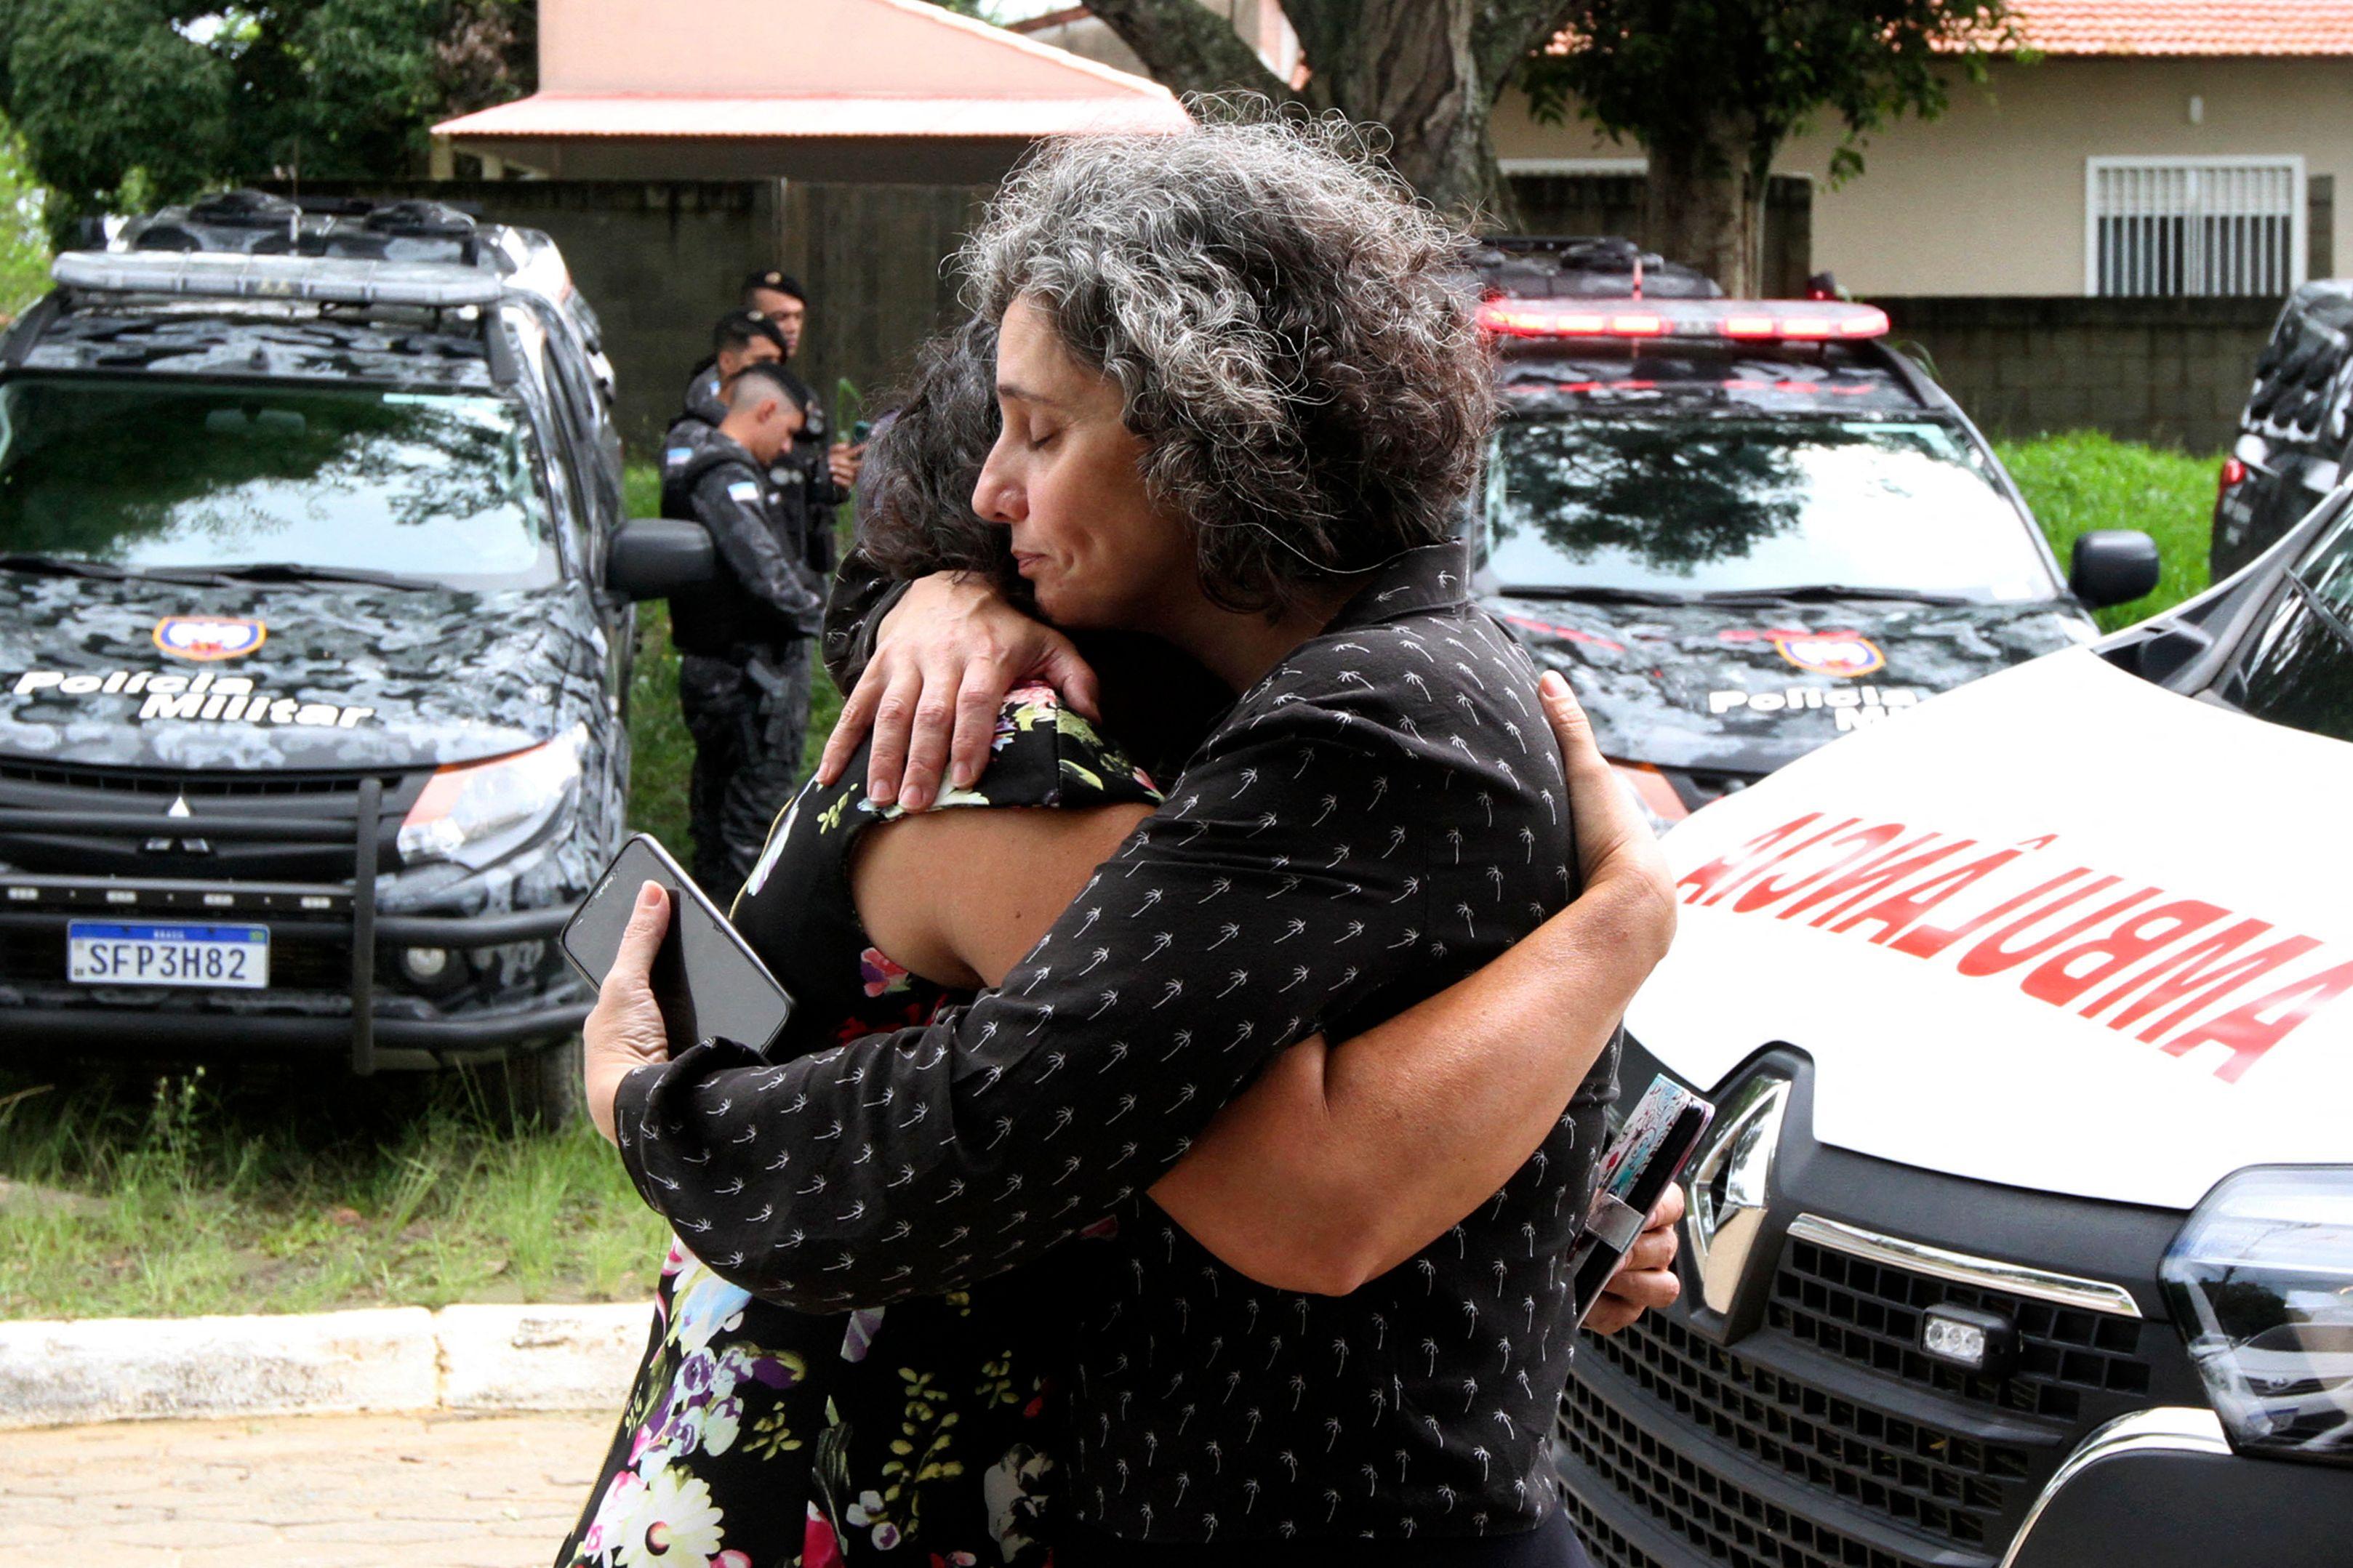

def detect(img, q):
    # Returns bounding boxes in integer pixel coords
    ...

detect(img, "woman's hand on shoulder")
[1539,670,1676,967]
[817,571,1101,813]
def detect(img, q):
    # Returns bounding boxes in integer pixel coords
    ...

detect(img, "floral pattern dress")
[559,686,1161,1568]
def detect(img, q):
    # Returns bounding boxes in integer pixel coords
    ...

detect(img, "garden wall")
[1876,295,2282,454]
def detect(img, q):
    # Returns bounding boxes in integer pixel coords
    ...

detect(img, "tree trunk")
[1643,118,1767,296]
[1289,0,1514,227]
[1089,0,1575,231]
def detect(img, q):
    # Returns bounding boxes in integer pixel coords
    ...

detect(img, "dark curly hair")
[854,315,1025,601]
[960,100,1494,616]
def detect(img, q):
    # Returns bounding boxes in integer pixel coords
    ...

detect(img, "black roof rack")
[187,189,303,229]
[1467,234,1721,301]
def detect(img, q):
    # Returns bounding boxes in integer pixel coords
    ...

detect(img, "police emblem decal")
[153,616,267,662]
[1768,631,1885,678]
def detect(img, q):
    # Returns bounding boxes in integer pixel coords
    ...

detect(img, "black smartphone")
[561,834,793,1054]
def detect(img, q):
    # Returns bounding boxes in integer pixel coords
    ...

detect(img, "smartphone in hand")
[1570,1074,1714,1328]
[561,835,793,1055]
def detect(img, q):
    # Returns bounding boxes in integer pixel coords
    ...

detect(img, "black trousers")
[678,640,812,906]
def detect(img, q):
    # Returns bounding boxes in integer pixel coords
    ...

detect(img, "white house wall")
[1494,55,2353,296]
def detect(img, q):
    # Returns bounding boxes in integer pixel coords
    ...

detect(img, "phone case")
[1569,1074,1715,1328]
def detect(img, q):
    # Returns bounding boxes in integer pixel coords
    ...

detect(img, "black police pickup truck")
[2211,278,2353,580]
[1470,240,2162,824]
[0,191,706,1119]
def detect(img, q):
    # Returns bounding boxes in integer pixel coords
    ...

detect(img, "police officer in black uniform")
[659,308,790,520]
[741,269,862,576]
[669,362,825,902]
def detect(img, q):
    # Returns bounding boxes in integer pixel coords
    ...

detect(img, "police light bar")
[52,250,504,310]
[1478,297,1889,342]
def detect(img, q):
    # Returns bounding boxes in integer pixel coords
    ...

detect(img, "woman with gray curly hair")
[582,111,1676,1565]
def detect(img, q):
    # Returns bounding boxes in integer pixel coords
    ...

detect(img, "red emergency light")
[1479,297,1890,343]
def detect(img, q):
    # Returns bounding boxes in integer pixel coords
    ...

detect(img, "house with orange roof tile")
[1498,0,2353,299]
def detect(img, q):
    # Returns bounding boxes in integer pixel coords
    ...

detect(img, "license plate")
[67,922,270,989]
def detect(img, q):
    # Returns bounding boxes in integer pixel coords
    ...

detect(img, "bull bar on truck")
[0,778,586,1074]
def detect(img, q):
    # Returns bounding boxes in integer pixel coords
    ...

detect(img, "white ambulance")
[1555,493,2353,1567]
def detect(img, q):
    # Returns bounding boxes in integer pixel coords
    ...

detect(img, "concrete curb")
[0,1302,654,1431]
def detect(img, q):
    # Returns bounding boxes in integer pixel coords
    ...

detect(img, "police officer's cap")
[742,269,806,304]
[713,307,790,355]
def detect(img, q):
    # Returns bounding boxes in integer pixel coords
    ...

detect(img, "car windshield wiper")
[0,554,230,586]
[0,552,135,579]
[207,561,443,592]
[1495,584,1701,606]
[1695,584,1981,606]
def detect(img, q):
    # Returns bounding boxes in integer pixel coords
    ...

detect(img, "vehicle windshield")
[1485,416,2061,602]
[2226,505,2353,744]
[0,375,557,590]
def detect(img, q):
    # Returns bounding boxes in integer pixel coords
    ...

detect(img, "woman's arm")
[853,671,1675,1297]
[590,682,1492,1309]
[1156,673,1673,1292]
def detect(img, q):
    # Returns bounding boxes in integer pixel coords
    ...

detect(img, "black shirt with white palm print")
[614,540,1619,1552]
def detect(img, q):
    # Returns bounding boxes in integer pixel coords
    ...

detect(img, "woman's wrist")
[585,1054,636,1146]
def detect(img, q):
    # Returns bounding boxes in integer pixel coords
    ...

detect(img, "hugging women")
[566,107,1679,1568]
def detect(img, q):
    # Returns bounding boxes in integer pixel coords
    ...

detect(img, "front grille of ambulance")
[1770,1235,2154,1423]
[1556,1231,2165,1568]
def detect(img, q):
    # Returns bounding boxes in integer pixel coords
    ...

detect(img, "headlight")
[2160,1165,2353,1466]
[397,725,586,871]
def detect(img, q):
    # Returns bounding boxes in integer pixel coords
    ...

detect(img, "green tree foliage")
[1523,1,2022,292]
[0,124,51,315]
[4,1,231,235]
[0,0,536,241]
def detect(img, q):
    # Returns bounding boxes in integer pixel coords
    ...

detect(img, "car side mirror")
[607,519,714,600]
[2069,529,2161,609]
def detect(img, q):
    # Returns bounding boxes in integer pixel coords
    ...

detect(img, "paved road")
[0,1412,614,1567]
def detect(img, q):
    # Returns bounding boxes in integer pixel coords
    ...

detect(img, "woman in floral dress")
[561,678,1151,1568]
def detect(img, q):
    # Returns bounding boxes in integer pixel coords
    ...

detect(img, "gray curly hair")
[960,103,1493,616]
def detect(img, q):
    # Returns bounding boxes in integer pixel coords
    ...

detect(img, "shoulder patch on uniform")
[665,446,693,466]
[726,481,761,503]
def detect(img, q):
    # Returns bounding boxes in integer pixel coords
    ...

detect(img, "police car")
[1556,474,2353,1565]
[0,192,707,1120]
[1472,241,2161,823]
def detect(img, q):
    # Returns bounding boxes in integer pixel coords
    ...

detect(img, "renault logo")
[1683,1072,1792,1314]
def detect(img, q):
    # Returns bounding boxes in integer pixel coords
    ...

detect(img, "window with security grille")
[2088,158,2305,297]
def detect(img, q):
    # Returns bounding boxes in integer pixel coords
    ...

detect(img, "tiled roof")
[436,0,1188,143]
[1550,1,2353,57]
[2006,0,2353,56]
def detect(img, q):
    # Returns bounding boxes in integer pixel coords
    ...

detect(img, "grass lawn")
[0,435,2223,1319]
[1995,432,2220,632]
